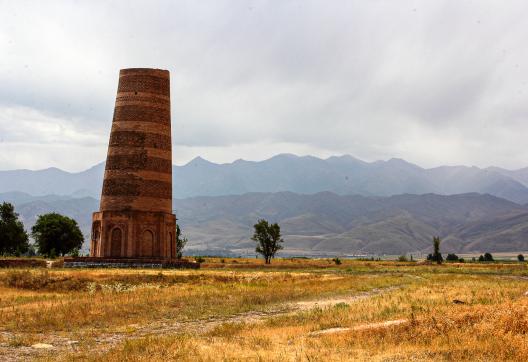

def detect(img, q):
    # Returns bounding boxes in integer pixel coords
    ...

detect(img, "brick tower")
[90,68,177,260]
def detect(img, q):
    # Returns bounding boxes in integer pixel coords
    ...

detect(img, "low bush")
[0,258,46,268]
[2,270,89,291]
[479,253,494,262]
[446,253,459,262]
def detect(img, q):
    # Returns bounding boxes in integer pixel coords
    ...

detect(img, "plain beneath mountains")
[2,191,528,256]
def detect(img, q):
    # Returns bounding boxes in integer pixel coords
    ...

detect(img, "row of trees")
[0,202,83,257]
[3,204,525,263]
[426,236,525,263]
[252,225,528,265]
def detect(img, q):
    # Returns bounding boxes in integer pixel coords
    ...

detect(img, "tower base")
[91,210,177,261]
[63,257,199,269]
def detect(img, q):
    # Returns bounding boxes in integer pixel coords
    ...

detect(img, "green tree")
[431,236,442,264]
[251,219,284,264]
[446,253,459,262]
[175,224,188,259]
[0,202,29,256]
[518,254,525,262]
[31,213,84,257]
[483,252,494,262]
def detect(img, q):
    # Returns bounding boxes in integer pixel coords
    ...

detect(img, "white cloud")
[0,106,107,171]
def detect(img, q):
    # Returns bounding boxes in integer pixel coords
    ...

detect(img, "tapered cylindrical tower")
[90,68,177,260]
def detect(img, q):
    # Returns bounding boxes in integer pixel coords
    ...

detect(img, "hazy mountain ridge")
[3,191,527,256]
[174,192,528,255]
[2,154,528,203]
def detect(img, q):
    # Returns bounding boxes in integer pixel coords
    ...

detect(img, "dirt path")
[0,286,397,361]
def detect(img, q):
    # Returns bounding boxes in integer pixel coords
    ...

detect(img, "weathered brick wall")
[91,68,177,260]
[100,68,172,213]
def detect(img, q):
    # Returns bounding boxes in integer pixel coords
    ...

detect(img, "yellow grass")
[0,259,526,361]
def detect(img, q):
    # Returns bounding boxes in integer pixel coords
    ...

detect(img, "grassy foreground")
[0,258,527,361]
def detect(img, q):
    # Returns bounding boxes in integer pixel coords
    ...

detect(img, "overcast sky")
[0,0,527,171]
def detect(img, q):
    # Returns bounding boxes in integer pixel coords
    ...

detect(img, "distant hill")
[174,192,528,256]
[0,164,105,198]
[2,191,527,256]
[2,154,528,203]
[487,166,528,188]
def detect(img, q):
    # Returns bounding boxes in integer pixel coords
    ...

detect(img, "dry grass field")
[0,258,527,361]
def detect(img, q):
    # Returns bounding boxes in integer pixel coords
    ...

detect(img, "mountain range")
[2,154,528,204]
[2,154,528,255]
[2,191,527,256]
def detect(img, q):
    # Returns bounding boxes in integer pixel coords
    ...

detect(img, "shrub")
[427,253,443,263]
[4,270,50,289]
[518,254,525,262]
[332,257,342,265]
[397,255,408,262]
[2,270,88,291]
[175,224,188,259]
[194,256,205,263]
[446,253,459,262]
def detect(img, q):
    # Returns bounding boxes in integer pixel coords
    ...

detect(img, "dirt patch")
[292,287,397,311]
[308,319,408,336]
[309,327,350,336]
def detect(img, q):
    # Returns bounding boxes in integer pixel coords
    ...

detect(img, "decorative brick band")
[117,91,170,101]
[99,196,172,212]
[107,147,172,161]
[105,154,172,174]
[110,121,171,137]
[119,68,169,79]
[104,169,172,183]
[113,105,170,124]
[115,98,170,111]
[118,74,169,96]
[102,178,172,199]
[109,131,171,151]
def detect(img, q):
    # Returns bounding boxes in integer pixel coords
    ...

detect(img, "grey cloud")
[1,0,528,171]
